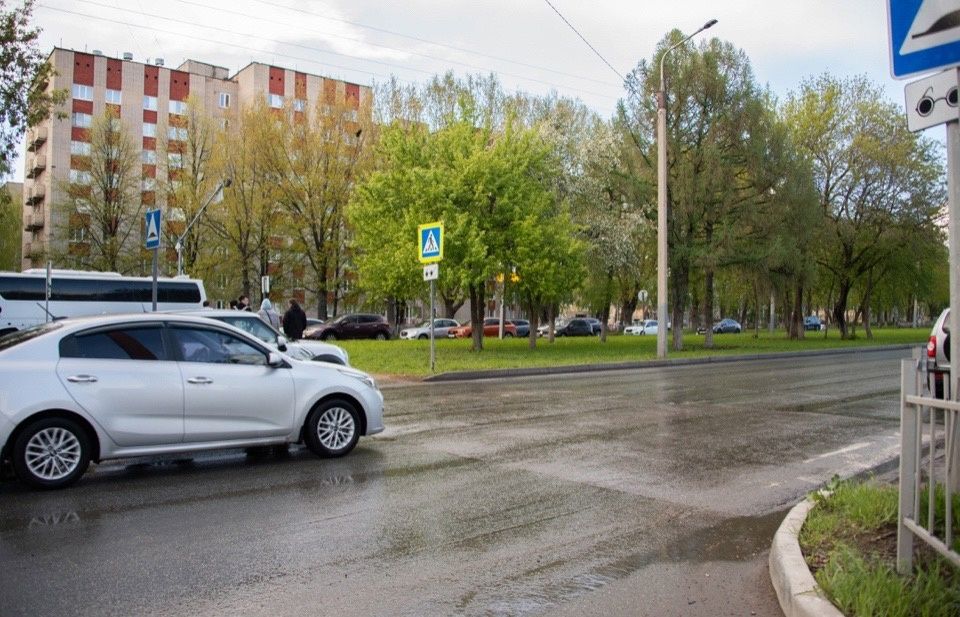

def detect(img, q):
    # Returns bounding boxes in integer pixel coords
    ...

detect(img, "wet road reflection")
[0,348,912,616]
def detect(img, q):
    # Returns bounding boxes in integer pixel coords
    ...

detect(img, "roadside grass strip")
[340,327,930,378]
[799,479,960,617]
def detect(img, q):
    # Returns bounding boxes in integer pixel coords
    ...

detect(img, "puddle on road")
[458,507,791,616]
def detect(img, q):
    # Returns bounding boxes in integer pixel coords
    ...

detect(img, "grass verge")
[335,327,928,378]
[799,479,960,617]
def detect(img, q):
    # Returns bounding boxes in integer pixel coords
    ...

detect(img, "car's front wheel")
[418,333,429,340]
[375,332,389,341]
[304,399,361,458]
[12,417,91,489]
[322,332,337,341]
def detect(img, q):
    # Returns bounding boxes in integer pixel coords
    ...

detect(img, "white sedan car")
[0,313,384,489]
[399,318,460,340]
[184,309,349,365]
[625,319,659,335]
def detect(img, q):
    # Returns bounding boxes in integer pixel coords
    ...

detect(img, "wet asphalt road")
[0,348,913,616]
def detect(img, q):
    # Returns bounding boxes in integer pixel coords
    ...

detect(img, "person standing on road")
[283,298,307,340]
[237,295,252,311]
[258,299,281,329]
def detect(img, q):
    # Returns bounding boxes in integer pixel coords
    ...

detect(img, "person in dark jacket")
[283,299,308,340]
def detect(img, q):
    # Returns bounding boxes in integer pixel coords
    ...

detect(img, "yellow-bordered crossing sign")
[418,221,443,264]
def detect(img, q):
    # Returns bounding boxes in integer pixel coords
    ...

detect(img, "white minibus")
[0,270,206,335]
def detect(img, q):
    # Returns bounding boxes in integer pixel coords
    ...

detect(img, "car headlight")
[338,369,377,391]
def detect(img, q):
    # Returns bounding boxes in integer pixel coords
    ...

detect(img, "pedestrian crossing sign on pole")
[417,221,443,264]
[145,209,161,250]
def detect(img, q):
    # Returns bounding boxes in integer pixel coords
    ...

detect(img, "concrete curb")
[422,344,916,382]
[769,496,845,617]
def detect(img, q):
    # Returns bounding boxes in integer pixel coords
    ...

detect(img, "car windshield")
[0,322,62,351]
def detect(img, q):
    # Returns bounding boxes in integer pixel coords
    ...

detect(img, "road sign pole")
[430,278,436,373]
[151,248,158,312]
[947,105,960,490]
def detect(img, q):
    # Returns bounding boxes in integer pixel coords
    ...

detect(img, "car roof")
[49,312,247,332]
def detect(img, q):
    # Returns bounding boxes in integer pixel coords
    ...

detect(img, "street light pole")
[655,18,717,359]
[175,178,232,277]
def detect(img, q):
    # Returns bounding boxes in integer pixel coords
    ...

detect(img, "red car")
[447,318,517,338]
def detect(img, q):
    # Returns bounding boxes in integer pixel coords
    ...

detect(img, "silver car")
[0,313,384,489]
[399,318,460,340]
[180,309,349,365]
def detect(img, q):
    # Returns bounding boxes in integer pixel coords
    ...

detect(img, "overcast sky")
[13,0,913,177]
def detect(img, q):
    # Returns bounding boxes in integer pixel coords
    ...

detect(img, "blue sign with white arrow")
[889,0,960,78]
[145,209,161,250]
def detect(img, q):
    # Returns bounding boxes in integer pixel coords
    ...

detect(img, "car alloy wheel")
[375,332,388,341]
[324,333,337,341]
[13,417,91,489]
[304,399,360,458]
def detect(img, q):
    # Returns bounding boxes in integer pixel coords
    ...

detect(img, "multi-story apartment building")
[21,47,372,273]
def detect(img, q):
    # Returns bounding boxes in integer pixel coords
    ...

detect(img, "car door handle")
[187,377,213,385]
[66,374,98,383]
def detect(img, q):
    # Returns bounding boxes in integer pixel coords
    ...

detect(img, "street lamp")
[175,178,232,276]
[655,18,717,359]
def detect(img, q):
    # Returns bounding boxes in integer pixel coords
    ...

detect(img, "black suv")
[305,313,391,341]
[555,318,596,337]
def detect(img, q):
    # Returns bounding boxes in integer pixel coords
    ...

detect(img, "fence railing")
[897,358,960,573]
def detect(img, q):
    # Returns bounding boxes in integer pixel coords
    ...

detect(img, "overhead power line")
[38,1,620,102]
[542,0,625,82]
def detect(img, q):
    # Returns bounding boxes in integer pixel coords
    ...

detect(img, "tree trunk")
[704,268,715,349]
[791,282,804,340]
[861,271,874,339]
[832,278,852,339]
[670,263,688,352]
[526,295,538,349]
[469,283,485,352]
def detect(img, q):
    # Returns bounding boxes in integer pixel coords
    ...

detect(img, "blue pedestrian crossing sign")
[889,0,960,78]
[145,209,161,250]
[417,221,443,264]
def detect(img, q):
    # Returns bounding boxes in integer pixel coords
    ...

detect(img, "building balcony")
[26,184,46,205]
[24,209,44,231]
[26,154,46,179]
[27,127,47,152]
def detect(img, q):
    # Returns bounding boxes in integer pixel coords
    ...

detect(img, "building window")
[167,152,182,168]
[70,141,91,156]
[293,99,306,112]
[167,126,188,141]
[69,169,91,185]
[72,112,92,128]
[269,94,283,109]
[169,100,187,115]
[344,109,358,122]
[142,150,156,164]
[219,118,229,130]
[72,84,93,101]
[143,123,156,137]
[105,89,122,105]
[70,226,88,243]
[143,95,158,111]
[141,177,156,191]
[218,92,230,109]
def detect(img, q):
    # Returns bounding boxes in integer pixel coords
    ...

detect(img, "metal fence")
[897,358,960,573]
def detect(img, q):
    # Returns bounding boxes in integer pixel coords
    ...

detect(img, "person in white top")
[258,298,281,329]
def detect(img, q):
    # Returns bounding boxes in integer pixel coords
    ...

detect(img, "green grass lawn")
[336,326,929,378]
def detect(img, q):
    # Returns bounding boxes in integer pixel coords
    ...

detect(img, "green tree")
[0,0,65,178]
[53,110,143,273]
[783,74,945,338]
[0,183,21,268]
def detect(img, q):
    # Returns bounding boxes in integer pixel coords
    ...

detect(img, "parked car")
[305,313,391,341]
[804,315,824,331]
[181,309,349,365]
[537,320,565,337]
[0,313,385,489]
[713,318,742,334]
[399,318,460,340]
[555,318,596,337]
[509,319,531,337]
[306,318,324,328]
[448,318,517,338]
[582,317,602,335]
[927,308,950,398]
[625,319,659,336]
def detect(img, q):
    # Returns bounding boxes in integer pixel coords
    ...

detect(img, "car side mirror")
[267,352,286,368]
[276,335,289,351]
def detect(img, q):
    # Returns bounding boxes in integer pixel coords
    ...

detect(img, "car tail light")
[928,335,937,358]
